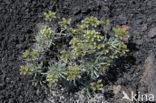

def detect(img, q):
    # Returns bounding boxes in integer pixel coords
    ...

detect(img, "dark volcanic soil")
[0,0,156,103]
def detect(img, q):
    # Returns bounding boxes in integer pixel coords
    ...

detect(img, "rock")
[0,73,5,90]
[137,83,148,93]
[135,39,143,45]
[113,85,137,103]
[141,51,156,99]
[135,19,142,25]
[72,6,81,15]
[118,15,127,24]
[141,24,147,32]
[4,0,11,4]
[89,93,107,103]
[8,99,14,103]
[16,44,23,49]
[113,85,121,95]
[43,99,52,103]
[148,27,156,38]
[122,25,131,31]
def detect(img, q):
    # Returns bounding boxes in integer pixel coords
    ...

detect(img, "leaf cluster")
[20,11,129,93]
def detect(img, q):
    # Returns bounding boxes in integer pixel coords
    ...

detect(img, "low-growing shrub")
[20,11,129,93]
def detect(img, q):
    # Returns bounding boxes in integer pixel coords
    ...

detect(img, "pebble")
[148,27,156,38]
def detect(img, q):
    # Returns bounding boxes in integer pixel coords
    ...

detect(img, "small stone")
[16,44,23,49]
[72,7,81,15]
[122,25,131,31]
[8,99,14,103]
[135,39,143,45]
[43,99,52,103]
[0,74,5,90]
[118,15,127,24]
[142,24,147,32]
[113,85,121,95]
[123,37,129,43]
[148,27,156,38]
[136,19,142,25]
[4,0,10,4]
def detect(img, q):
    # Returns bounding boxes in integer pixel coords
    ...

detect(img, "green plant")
[20,64,33,75]
[90,79,103,91]
[20,11,129,94]
[66,66,82,81]
[60,17,129,80]
[46,62,66,87]
[58,18,71,29]
[44,11,56,21]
